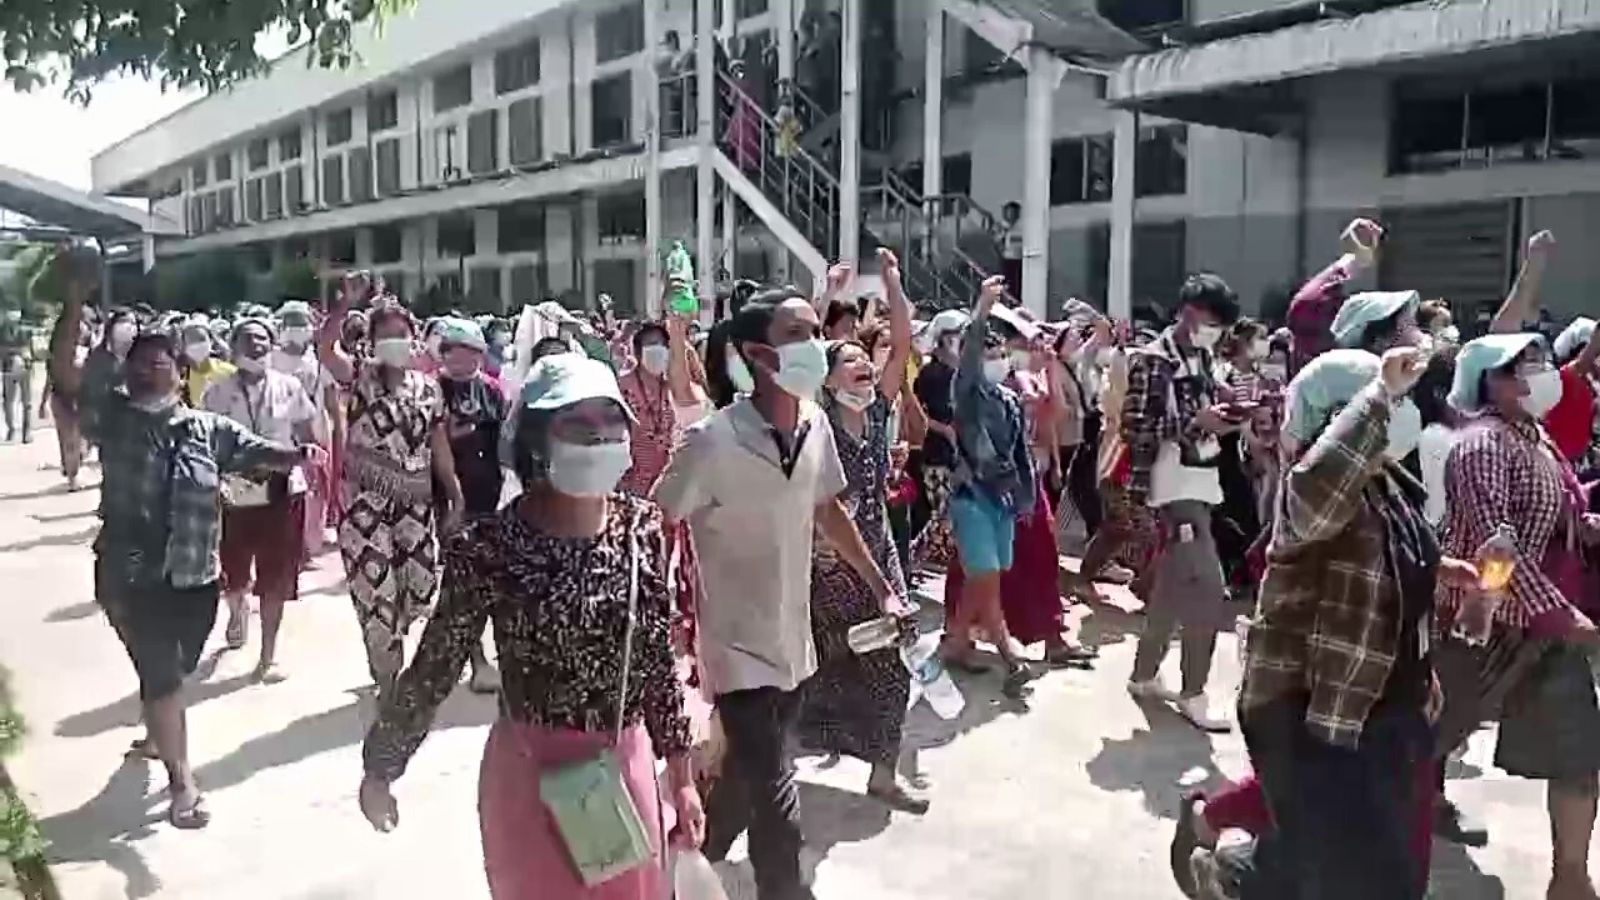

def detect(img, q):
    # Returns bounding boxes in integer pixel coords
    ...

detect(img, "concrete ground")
[0,430,1569,899]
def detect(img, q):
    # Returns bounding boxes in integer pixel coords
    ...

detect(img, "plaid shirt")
[1241,382,1428,748]
[1438,414,1579,629]
[1121,330,1215,508]
[96,395,285,590]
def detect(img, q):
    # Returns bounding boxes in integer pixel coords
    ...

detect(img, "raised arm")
[318,275,364,383]
[875,248,913,401]
[49,249,92,398]
[664,310,696,406]
[1578,319,1600,374]
[1491,231,1556,335]
[814,261,853,316]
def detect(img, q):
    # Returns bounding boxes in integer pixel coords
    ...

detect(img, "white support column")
[1021,47,1055,318]
[1108,109,1138,321]
[722,190,736,283]
[643,0,663,317]
[776,0,795,81]
[695,0,716,312]
[837,0,862,268]
[922,4,944,201]
[720,0,736,40]
[141,234,157,273]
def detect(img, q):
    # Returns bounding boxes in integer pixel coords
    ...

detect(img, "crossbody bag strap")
[613,502,643,744]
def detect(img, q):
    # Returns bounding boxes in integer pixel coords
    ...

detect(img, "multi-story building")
[94,0,1600,324]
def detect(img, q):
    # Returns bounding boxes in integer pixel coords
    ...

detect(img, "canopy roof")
[0,163,179,239]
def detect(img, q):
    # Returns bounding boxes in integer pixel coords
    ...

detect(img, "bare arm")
[814,261,852,315]
[664,311,696,406]
[49,249,91,396]
[318,275,366,383]
[815,496,893,606]
[899,380,929,447]
[875,248,913,401]
[1579,319,1600,373]
[430,421,465,525]
[1491,231,1555,335]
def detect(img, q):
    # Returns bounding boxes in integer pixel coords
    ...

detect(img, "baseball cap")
[518,353,636,423]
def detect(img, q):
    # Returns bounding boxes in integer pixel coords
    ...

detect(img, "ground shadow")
[56,653,239,739]
[0,483,73,503]
[37,760,162,899]
[1427,840,1507,899]
[0,524,98,554]
[31,509,95,524]
[713,780,895,899]
[1074,603,1143,654]
[45,600,102,623]
[1085,702,1225,822]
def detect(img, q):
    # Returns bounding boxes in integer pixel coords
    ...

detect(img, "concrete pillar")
[776,0,795,81]
[922,4,944,201]
[695,0,716,310]
[720,0,736,40]
[1021,47,1054,318]
[141,234,157,273]
[722,190,736,282]
[1108,109,1138,320]
[643,0,663,316]
[837,0,862,268]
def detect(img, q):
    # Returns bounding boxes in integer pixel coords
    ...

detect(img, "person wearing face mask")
[655,288,895,900]
[45,256,99,491]
[178,320,236,409]
[617,312,695,496]
[359,353,705,898]
[87,319,310,830]
[909,309,970,568]
[1212,319,1274,598]
[1199,346,1478,900]
[0,307,36,444]
[1541,316,1600,467]
[1123,273,1242,732]
[272,300,342,560]
[1286,217,1383,375]
[202,319,322,682]
[798,248,925,813]
[80,307,139,448]
[1428,333,1600,898]
[937,276,1039,697]
[318,274,466,700]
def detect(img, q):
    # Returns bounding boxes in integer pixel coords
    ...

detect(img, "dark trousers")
[1240,698,1429,900]
[704,686,810,900]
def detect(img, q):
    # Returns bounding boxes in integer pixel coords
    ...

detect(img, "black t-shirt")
[914,358,956,468]
[440,375,507,515]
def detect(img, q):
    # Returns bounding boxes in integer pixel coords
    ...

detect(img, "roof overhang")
[1107,0,1600,134]
[0,163,181,238]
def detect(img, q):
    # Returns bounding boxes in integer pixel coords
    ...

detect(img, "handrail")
[717,70,840,192]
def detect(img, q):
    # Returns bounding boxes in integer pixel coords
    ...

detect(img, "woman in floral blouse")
[359,353,703,900]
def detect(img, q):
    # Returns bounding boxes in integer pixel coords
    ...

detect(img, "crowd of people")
[25,214,1600,899]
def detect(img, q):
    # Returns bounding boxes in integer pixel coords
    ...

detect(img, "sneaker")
[1176,695,1232,733]
[1128,678,1179,702]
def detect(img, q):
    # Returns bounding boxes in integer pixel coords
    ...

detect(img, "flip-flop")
[125,738,159,760]
[168,794,211,830]
[867,783,931,815]
[224,615,247,651]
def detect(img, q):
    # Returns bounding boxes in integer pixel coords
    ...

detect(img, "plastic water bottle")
[903,635,965,720]
[672,849,729,900]
[664,242,699,316]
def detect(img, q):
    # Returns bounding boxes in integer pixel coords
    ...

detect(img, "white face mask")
[1521,368,1564,418]
[769,338,829,399]
[1260,363,1288,383]
[374,337,414,368]
[832,386,874,412]
[982,357,1012,385]
[130,393,179,415]
[1436,325,1460,346]
[1385,398,1423,461]
[110,322,136,349]
[1190,324,1223,351]
[546,438,633,498]
[280,325,313,348]
[236,354,267,375]
[184,342,211,365]
[639,344,671,377]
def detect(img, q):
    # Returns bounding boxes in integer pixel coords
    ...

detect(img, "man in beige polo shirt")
[656,289,894,900]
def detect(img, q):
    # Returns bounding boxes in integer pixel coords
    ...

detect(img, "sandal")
[224,614,247,651]
[867,782,931,815]
[1043,644,1098,669]
[126,738,159,760]
[251,662,286,685]
[168,794,211,830]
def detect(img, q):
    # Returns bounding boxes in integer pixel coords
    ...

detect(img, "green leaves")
[1,0,418,103]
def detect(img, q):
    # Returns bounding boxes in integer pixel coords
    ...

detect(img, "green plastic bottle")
[664,241,699,315]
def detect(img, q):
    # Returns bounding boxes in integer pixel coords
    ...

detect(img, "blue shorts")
[949,488,1016,575]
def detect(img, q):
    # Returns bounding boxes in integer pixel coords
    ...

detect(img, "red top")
[1544,363,1596,463]
[1287,258,1354,374]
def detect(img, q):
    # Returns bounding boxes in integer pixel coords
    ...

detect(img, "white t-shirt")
[1417,422,1455,527]
[655,398,848,695]
[270,348,333,441]
[1148,441,1224,508]
[202,370,318,493]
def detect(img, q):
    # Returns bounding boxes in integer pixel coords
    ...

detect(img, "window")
[469,265,503,311]
[265,172,283,218]
[597,191,646,242]
[498,201,546,253]
[1050,134,1114,205]
[323,155,345,205]
[1553,77,1600,160]
[596,3,645,64]
[468,109,499,174]
[434,64,474,113]
[495,38,542,95]
[941,154,972,197]
[375,138,402,196]
[594,259,639,316]
[327,107,354,146]
[217,186,236,226]
[1391,92,1466,173]
[279,127,303,161]
[590,72,633,147]
[1387,72,1600,174]
[510,262,543,305]
[348,147,373,202]
[372,224,405,264]
[327,233,358,267]
[285,166,305,214]
[1135,124,1186,197]
[245,178,264,221]
[214,152,233,182]
[1468,83,1547,165]
[437,213,477,257]
[1097,0,1185,32]
[191,160,208,188]
[368,89,399,132]
[248,139,270,171]
[508,96,544,165]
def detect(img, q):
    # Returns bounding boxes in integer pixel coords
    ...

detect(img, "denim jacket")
[951,311,1036,513]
